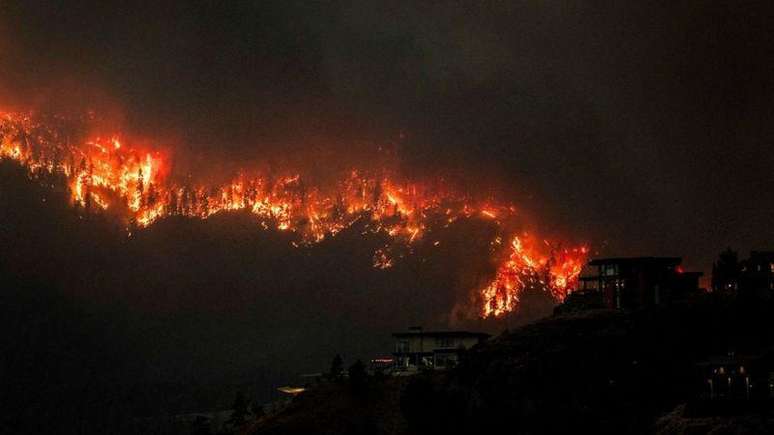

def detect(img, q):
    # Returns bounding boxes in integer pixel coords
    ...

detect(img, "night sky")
[2,0,774,273]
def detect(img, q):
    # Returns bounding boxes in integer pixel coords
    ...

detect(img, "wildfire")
[0,111,588,317]
[480,236,588,317]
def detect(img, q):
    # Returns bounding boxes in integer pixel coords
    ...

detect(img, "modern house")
[392,327,490,371]
[711,250,774,298]
[689,349,774,415]
[740,251,774,297]
[696,353,759,401]
[575,257,702,310]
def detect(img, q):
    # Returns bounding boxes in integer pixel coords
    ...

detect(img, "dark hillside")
[409,299,774,434]
[253,299,774,434]
[0,159,499,433]
[252,378,409,435]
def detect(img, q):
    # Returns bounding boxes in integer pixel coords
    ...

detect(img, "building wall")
[741,253,774,294]
[395,335,482,354]
[580,259,700,310]
[393,334,486,369]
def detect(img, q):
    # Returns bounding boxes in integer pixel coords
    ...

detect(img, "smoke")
[4,1,774,299]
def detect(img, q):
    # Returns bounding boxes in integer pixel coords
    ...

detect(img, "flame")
[480,236,588,317]
[0,111,588,317]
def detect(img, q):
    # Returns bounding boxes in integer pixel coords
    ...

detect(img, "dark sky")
[2,0,774,273]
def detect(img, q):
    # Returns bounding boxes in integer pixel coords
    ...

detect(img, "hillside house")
[576,257,702,310]
[392,327,490,371]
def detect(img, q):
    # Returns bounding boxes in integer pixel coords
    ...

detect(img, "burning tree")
[480,236,588,317]
[0,110,588,318]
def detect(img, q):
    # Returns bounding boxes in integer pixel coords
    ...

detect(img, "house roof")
[588,256,682,266]
[680,271,704,277]
[749,251,774,260]
[695,354,762,367]
[392,330,491,339]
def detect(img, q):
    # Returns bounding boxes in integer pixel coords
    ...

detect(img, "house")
[711,248,741,294]
[369,357,394,375]
[689,349,774,415]
[392,327,490,371]
[711,250,774,298]
[576,257,702,310]
[740,251,774,298]
[696,352,760,401]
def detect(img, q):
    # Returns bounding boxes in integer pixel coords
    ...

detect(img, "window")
[436,337,455,348]
[603,264,618,276]
[396,340,409,353]
[770,263,774,274]
[434,354,458,368]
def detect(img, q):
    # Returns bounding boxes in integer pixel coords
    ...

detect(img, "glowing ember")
[0,111,588,317]
[372,248,394,270]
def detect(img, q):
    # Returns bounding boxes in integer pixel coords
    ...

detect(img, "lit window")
[770,263,774,273]
[604,264,617,276]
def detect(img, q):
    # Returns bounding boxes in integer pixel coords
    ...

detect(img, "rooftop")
[392,330,491,339]
[588,256,682,266]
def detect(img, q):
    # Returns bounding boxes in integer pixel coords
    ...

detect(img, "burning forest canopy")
[0,110,588,318]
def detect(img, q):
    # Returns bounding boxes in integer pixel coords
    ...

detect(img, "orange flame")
[480,236,588,317]
[0,111,588,317]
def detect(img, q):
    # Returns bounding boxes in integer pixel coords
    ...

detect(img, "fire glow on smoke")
[0,111,588,317]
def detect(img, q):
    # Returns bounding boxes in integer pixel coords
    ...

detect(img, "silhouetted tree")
[297,179,307,208]
[190,186,199,213]
[226,184,235,207]
[146,182,157,207]
[191,415,211,435]
[250,401,264,420]
[516,282,558,324]
[245,180,257,208]
[168,190,179,215]
[401,376,438,432]
[332,194,345,221]
[128,216,138,236]
[51,147,63,175]
[712,248,741,293]
[77,157,90,211]
[136,167,145,208]
[330,354,343,380]
[200,190,209,216]
[348,359,367,393]
[84,160,95,213]
[228,391,249,428]
[372,180,382,207]
[181,184,194,215]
